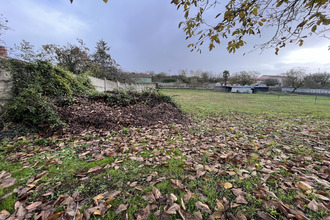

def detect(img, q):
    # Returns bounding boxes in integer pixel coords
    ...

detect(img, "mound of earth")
[57,94,188,135]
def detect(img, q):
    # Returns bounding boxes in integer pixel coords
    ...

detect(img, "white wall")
[88,76,156,92]
[0,68,12,113]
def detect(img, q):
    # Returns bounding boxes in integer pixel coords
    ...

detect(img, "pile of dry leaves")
[57,93,188,135]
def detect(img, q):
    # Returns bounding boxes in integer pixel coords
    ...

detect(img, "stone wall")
[0,68,12,113]
[88,75,156,92]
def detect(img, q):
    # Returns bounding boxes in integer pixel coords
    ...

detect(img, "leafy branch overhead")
[75,0,329,54]
[171,0,330,54]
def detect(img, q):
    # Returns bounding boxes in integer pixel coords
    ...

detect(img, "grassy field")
[162,89,330,118]
[0,90,329,219]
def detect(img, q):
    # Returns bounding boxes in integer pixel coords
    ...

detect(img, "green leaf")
[103,0,108,2]
[276,0,283,7]
[251,8,258,16]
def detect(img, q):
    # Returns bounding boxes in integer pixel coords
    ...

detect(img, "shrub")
[3,59,94,129]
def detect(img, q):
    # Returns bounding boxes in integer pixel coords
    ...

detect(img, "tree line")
[152,69,330,90]
[12,39,131,82]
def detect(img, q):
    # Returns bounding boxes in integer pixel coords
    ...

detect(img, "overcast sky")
[1,0,330,76]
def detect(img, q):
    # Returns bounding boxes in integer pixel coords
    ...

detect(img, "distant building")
[129,73,152,83]
[257,75,285,86]
[223,84,269,93]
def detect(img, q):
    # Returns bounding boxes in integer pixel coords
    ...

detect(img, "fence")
[88,76,156,92]
[281,88,330,95]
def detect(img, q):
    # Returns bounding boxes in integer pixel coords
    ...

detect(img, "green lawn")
[0,90,329,219]
[162,89,330,118]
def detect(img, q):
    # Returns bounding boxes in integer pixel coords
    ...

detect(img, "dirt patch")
[57,96,189,135]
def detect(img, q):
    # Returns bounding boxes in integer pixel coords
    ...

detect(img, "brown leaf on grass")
[115,204,128,215]
[236,195,248,204]
[314,193,330,201]
[146,175,153,182]
[87,166,103,174]
[289,208,310,220]
[224,182,232,189]
[194,210,203,220]
[0,210,10,219]
[0,176,16,188]
[53,195,67,207]
[166,203,180,214]
[171,179,185,189]
[256,211,273,220]
[212,211,224,219]
[307,199,318,212]
[169,193,178,202]
[296,181,313,191]
[216,199,225,211]
[226,171,236,176]
[36,171,48,179]
[196,170,206,178]
[178,209,196,220]
[152,188,162,199]
[184,190,192,203]
[180,198,186,210]
[195,201,211,213]
[26,201,42,211]
[143,192,156,203]
[135,205,150,220]
[236,211,247,220]
[130,181,138,187]
[93,193,104,201]
[47,211,65,220]
[16,205,27,220]
[231,188,246,196]
[130,156,144,162]
[107,190,121,199]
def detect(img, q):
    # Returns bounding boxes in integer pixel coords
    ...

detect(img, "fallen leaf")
[195,201,211,213]
[216,199,225,211]
[224,182,233,189]
[296,181,313,191]
[178,209,196,220]
[0,210,10,219]
[257,211,273,220]
[231,188,246,196]
[307,200,318,212]
[226,171,236,176]
[93,193,104,201]
[171,179,184,189]
[36,171,48,179]
[130,181,138,187]
[166,203,180,214]
[130,156,144,162]
[180,198,186,210]
[135,205,150,220]
[236,195,248,204]
[184,190,192,203]
[152,188,162,199]
[94,210,101,215]
[87,166,103,174]
[0,177,16,188]
[115,204,128,215]
[212,211,224,219]
[47,211,65,220]
[26,201,42,211]
[236,210,247,220]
